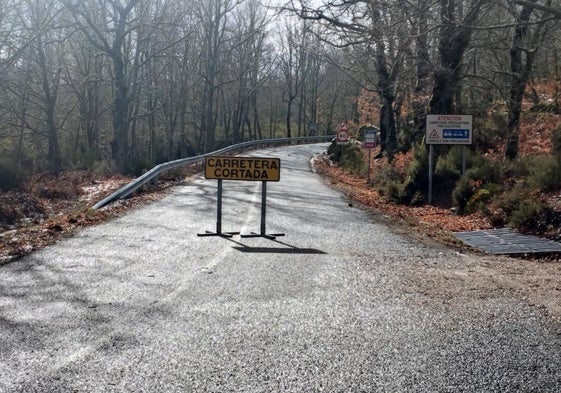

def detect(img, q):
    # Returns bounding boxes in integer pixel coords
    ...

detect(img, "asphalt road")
[1,143,560,392]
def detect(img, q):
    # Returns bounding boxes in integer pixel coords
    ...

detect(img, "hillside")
[316,107,561,248]
[2,107,561,262]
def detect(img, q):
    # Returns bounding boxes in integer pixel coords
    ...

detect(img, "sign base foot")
[197,230,240,238]
[241,232,285,240]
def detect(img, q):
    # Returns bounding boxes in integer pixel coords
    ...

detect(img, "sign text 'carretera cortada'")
[204,156,280,181]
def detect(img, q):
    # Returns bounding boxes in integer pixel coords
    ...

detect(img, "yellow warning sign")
[204,156,281,181]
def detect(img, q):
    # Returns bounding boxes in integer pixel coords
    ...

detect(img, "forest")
[0,0,362,183]
[0,0,558,183]
[1,0,561,194]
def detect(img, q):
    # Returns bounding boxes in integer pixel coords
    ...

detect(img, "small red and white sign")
[336,122,350,144]
[363,127,379,148]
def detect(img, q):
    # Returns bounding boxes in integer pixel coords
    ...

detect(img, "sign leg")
[241,181,284,240]
[428,144,434,205]
[198,179,239,238]
[216,179,223,233]
[367,148,372,184]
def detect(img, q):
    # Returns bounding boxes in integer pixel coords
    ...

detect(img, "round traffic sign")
[337,129,349,142]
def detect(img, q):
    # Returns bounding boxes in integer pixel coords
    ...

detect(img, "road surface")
[1,144,560,392]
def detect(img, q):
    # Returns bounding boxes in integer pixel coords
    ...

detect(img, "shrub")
[327,140,342,162]
[0,192,46,227]
[451,177,475,214]
[451,154,502,214]
[487,154,561,232]
[72,147,99,171]
[374,166,408,204]
[0,158,25,191]
[405,144,429,185]
[474,112,508,151]
[125,157,153,176]
[327,140,365,174]
[374,144,428,205]
[523,155,561,192]
[490,185,549,232]
[495,187,550,233]
[508,199,547,232]
[402,145,430,203]
[92,160,114,177]
[397,120,417,152]
[435,146,465,182]
[466,156,502,183]
[340,143,365,174]
[551,125,561,162]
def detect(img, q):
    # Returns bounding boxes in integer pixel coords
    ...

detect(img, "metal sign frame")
[363,127,379,149]
[336,122,350,145]
[198,156,284,239]
[425,114,474,204]
[426,114,473,145]
[363,126,380,183]
[204,156,280,182]
[240,181,285,240]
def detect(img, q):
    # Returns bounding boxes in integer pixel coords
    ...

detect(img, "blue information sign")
[443,129,470,139]
[426,115,473,145]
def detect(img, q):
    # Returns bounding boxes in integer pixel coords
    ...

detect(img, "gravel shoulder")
[313,155,561,326]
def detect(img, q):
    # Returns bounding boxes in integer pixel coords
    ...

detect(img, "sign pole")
[428,144,434,205]
[261,181,267,235]
[199,156,282,239]
[241,181,284,240]
[462,145,467,175]
[217,179,223,233]
[367,148,372,184]
[197,179,240,238]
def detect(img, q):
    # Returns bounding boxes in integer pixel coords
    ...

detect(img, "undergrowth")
[334,115,561,237]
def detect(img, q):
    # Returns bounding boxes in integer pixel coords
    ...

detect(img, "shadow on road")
[226,238,327,255]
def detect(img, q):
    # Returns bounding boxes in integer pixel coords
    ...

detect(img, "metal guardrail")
[93,135,334,209]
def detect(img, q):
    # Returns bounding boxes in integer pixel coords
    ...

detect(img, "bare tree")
[13,0,67,172]
[287,0,413,160]
[65,0,141,172]
[193,0,242,152]
[429,0,487,114]
[227,0,271,144]
[504,0,556,159]
[278,18,308,138]
[62,37,108,165]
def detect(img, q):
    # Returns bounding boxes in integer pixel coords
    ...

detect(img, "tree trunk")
[429,0,481,115]
[112,54,130,171]
[374,23,397,161]
[286,99,293,138]
[37,35,61,173]
[412,3,431,143]
[505,3,536,160]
